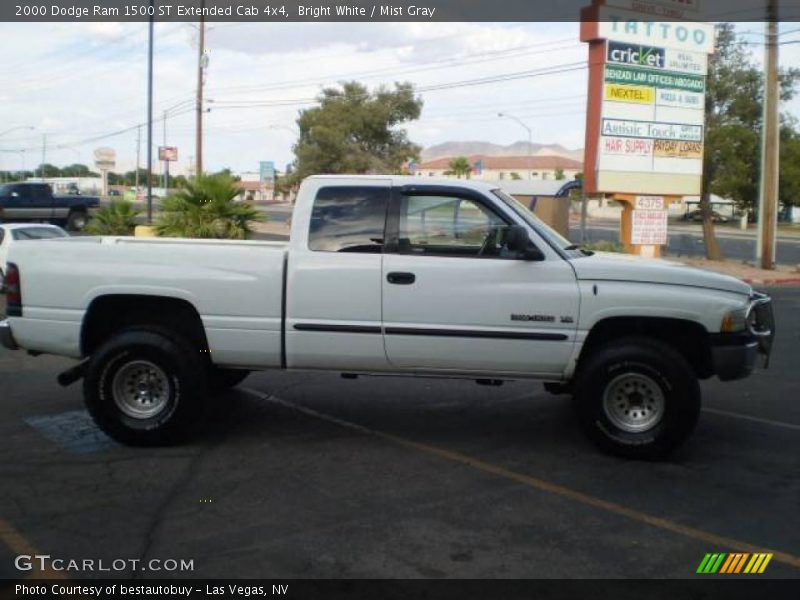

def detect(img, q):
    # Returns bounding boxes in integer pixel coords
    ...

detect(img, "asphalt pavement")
[573,221,800,264]
[0,290,798,580]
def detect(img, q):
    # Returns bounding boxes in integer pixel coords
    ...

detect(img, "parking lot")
[0,289,798,580]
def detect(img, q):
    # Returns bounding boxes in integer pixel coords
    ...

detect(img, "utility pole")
[146,1,154,224]
[758,0,780,270]
[195,0,206,178]
[163,110,168,191]
[135,125,142,198]
[40,134,46,180]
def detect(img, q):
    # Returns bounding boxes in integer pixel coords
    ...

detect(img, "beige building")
[413,155,583,182]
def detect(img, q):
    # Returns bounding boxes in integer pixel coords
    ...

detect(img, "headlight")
[720,308,747,333]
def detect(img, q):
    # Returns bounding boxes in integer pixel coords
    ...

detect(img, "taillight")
[5,263,22,317]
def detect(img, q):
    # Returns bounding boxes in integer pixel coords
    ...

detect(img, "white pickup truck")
[0,176,774,458]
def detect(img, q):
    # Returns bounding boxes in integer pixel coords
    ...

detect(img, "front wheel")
[66,209,88,231]
[573,337,700,459]
[84,328,209,446]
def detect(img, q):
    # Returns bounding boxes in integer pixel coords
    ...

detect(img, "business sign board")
[607,41,707,75]
[631,207,669,245]
[159,146,178,162]
[602,0,702,20]
[259,161,276,186]
[595,7,715,53]
[93,147,116,170]
[581,0,714,197]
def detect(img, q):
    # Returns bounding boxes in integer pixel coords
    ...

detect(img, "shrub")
[155,174,264,239]
[85,200,141,236]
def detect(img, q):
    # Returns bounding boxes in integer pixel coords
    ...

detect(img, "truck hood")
[570,252,751,295]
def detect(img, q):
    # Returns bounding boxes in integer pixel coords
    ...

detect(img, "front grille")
[748,293,774,365]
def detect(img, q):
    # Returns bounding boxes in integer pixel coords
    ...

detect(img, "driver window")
[399,195,510,258]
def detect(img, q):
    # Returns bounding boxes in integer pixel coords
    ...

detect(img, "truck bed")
[7,236,288,367]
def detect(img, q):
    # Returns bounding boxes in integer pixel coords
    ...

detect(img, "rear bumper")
[0,319,18,351]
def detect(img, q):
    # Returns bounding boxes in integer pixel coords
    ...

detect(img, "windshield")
[12,227,68,241]
[492,189,586,258]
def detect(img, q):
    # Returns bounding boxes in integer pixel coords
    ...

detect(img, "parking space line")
[702,407,800,432]
[0,518,68,580]
[243,388,800,571]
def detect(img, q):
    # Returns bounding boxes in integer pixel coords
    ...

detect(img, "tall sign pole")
[195,0,206,178]
[146,1,154,223]
[758,0,779,270]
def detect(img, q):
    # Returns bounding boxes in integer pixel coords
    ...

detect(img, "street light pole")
[0,125,35,138]
[499,112,533,180]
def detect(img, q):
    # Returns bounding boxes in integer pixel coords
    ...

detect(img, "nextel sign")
[608,41,665,69]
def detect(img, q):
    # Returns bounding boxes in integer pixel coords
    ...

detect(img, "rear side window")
[308,186,389,253]
[12,227,68,241]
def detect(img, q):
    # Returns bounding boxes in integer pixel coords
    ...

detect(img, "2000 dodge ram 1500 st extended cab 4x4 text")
[0,176,775,458]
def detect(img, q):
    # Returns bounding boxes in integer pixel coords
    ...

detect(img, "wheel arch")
[81,294,209,358]
[579,316,713,379]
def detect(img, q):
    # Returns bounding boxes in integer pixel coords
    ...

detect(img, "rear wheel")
[573,337,700,459]
[66,209,88,231]
[84,328,208,446]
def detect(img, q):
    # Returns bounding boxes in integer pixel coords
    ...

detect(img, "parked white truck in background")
[0,176,774,458]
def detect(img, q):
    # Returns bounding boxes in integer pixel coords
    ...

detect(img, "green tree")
[289,81,423,183]
[701,23,800,260]
[510,172,522,180]
[445,156,472,179]
[85,200,141,236]
[554,167,566,180]
[155,173,263,239]
[36,164,61,178]
[61,163,95,178]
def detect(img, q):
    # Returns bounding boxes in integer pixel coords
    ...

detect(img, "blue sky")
[0,21,797,176]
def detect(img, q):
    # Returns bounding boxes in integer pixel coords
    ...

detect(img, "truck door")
[381,186,579,375]
[285,180,392,371]
[31,184,56,220]
[1,184,34,220]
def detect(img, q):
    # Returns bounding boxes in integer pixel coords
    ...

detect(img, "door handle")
[387,272,416,285]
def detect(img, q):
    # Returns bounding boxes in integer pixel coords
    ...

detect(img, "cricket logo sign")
[607,41,665,69]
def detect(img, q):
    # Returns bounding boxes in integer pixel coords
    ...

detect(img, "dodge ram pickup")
[0,182,99,231]
[0,176,775,458]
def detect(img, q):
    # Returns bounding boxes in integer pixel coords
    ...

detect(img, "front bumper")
[0,319,18,351]
[710,292,774,381]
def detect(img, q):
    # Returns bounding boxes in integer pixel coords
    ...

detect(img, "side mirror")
[506,225,545,261]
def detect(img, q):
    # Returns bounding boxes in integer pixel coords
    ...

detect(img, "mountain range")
[421,141,584,162]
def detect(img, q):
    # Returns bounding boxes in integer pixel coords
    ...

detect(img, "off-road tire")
[84,327,208,446]
[573,336,700,459]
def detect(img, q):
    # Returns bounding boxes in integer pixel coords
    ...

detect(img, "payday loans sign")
[581,1,714,196]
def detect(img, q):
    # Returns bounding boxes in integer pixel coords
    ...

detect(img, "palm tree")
[445,156,472,179]
[85,200,141,236]
[155,174,264,239]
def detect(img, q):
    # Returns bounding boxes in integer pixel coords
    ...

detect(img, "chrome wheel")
[112,360,170,419]
[602,372,665,433]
